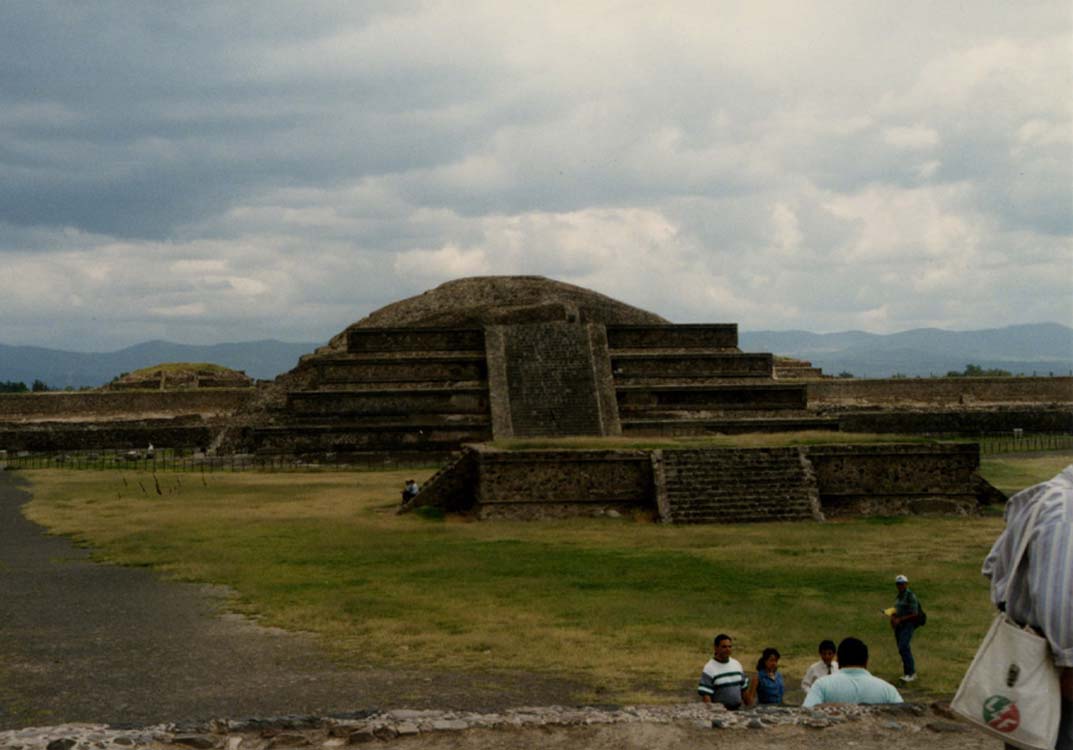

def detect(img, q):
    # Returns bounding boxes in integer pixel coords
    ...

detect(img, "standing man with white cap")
[890,574,921,682]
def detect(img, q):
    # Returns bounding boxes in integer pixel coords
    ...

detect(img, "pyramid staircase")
[658,447,823,523]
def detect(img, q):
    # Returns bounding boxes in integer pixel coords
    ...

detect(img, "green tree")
[946,364,1012,377]
[0,380,28,393]
[31,379,50,392]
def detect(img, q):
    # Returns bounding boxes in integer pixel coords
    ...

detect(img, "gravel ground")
[0,472,584,730]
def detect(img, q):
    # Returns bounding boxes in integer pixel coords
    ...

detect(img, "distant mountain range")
[1,323,1070,389]
[739,323,1073,378]
[0,340,320,389]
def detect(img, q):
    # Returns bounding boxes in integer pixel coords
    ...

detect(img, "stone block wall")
[0,420,215,451]
[312,355,486,385]
[611,352,773,380]
[474,448,653,519]
[0,390,253,422]
[286,388,489,417]
[347,328,485,353]
[617,383,808,414]
[402,442,990,522]
[808,376,1073,406]
[836,408,1073,434]
[807,443,981,516]
[605,324,738,350]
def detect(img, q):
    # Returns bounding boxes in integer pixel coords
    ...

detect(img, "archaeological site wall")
[0,419,214,452]
[404,442,993,522]
[807,376,1073,406]
[0,390,253,422]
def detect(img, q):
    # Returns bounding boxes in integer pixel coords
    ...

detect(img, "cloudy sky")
[2,1,1071,351]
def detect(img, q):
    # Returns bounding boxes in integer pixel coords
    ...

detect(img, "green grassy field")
[20,451,1071,703]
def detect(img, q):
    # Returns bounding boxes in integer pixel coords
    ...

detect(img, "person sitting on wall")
[802,637,903,707]
[801,639,840,692]
[748,647,785,705]
[698,634,753,709]
[401,479,419,502]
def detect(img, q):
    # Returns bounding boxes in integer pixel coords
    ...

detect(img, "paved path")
[0,472,582,730]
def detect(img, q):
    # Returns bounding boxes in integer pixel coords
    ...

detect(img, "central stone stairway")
[659,447,822,523]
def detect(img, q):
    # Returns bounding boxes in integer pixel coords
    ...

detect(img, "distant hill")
[740,323,1073,378]
[0,340,319,390]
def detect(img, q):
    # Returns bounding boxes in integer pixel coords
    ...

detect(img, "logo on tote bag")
[983,695,1020,733]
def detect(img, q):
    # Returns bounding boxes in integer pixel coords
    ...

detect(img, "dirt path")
[0,472,584,730]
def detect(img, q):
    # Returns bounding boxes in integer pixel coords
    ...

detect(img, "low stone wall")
[250,422,491,455]
[0,419,215,451]
[836,408,1073,435]
[406,442,991,521]
[313,355,487,384]
[606,324,738,350]
[808,443,981,516]
[617,383,809,413]
[474,448,653,519]
[286,388,489,416]
[0,390,253,422]
[347,328,485,353]
[611,352,773,379]
[808,376,1073,406]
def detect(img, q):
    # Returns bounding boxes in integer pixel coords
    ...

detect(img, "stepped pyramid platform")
[239,277,832,459]
[605,325,837,436]
[247,328,493,460]
[400,442,994,522]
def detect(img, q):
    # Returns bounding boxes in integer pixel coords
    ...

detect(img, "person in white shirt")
[801,639,839,692]
[803,637,902,707]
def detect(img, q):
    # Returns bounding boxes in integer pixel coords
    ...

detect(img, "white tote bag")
[951,613,1060,749]
[951,500,1061,750]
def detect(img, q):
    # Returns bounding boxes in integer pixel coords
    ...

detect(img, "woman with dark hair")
[752,647,785,704]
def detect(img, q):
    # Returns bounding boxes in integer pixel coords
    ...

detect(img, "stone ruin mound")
[317,275,669,356]
[260,275,674,401]
[105,363,253,391]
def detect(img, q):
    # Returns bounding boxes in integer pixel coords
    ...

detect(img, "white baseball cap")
[895,574,909,584]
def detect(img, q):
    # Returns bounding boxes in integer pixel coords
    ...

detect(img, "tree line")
[0,379,53,393]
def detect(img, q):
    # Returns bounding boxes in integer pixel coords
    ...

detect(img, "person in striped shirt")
[697,634,753,709]
[983,464,1073,750]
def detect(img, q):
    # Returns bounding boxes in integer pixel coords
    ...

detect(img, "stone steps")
[661,448,821,523]
[623,416,840,435]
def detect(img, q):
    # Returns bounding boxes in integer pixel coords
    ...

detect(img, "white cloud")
[882,125,940,150]
[0,2,1068,349]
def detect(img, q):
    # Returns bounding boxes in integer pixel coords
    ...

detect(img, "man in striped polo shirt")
[698,634,752,709]
[983,465,1073,750]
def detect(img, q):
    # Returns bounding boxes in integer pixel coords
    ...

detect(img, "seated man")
[801,639,840,692]
[698,633,752,709]
[401,479,419,502]
[802,637,902,707]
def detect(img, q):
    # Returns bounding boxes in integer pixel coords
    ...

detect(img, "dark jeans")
[895,623,916,676]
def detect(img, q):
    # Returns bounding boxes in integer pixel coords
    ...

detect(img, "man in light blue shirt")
[803,637,903,707]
